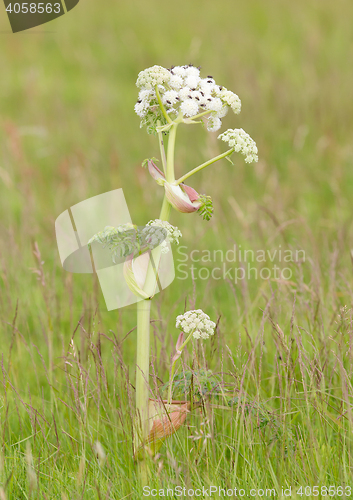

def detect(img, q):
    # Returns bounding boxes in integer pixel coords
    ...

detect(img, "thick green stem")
[135,194,172,474]
[166,124,178,182]
[159,196,171,221]
[157,121,167,177]
[136,110,177,481]
[136,300,151,435]
[175,148,234,185]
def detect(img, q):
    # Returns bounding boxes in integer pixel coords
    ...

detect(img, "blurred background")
[1,0,353,379]
[0,0,353,493]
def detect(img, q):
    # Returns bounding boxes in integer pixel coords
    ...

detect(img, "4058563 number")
[297,486,351,496]
[5,3,62,13]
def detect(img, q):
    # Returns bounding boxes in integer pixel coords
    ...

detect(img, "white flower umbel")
[218,128,258,163]
[136,65,171,90]
[145,219,182,244]
[176,309,216,340]
[141,219,182,253]
[88,224,138,262]
[135,64,243,134]
[168,309,216,404]
[215,88,241,114]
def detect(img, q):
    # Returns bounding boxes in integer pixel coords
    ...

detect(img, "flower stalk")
[135,299,152,441]
[175,148,235,185]
[167,331,194,404]
[167,310,216,404]
[134,125,177,465]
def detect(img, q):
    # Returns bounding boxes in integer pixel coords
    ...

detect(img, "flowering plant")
[90,64,257,479]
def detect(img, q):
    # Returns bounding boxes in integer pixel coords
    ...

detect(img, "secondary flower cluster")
[135,64,241,133]
[176,309,216,340]
[141,219,182,254]
[218,128,259,163]
[88,220,181,262]
[88,224,137,262]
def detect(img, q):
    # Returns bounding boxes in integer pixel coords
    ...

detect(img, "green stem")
[175,148,234,185]
[155,86,172,124]
[159,195,171,221]
[167,358,178,405]
[157,121,167,177]
[135,195,172,468]
[135,300,151,435]
[167,331,194,404]
[136,96,177,479]
[184,110,212,122]
[166,124,178,182]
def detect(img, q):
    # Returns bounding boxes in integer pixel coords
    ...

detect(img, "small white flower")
[172,66,187,77]
[218,128,258,163]
[176,315,183,327]
[136,65,171,89]
[218,89,241,114]
[175,309,216,340]
[185,75,201,89]
[207,116,222,132]
[134,101,148,118]
[179,87,192,100]
[180,99,199,117]
[169,74,184,90]
[138,89,153,101]
[190,90,202,100]
[185,66,200,78]
[205,97,223,112]
[163,90,179,106]
[199,78,216,94]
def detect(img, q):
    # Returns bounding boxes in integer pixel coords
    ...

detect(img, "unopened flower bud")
[148,160,202,214]
[123,252,151,300]
[171,331,184,363]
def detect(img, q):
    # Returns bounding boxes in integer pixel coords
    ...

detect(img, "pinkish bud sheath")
[181,183,200,202]
[175,331,184,351]
[148,159,202,214]
[171,350,182,364]
[164,183,201,213]
[171,332,184,363]
[148,160,165,185]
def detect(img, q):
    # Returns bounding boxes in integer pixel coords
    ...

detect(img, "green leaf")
[197,194,214,221]
[142,157,159,168]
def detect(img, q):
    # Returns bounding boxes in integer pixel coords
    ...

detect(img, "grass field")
[1,0,353,498]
